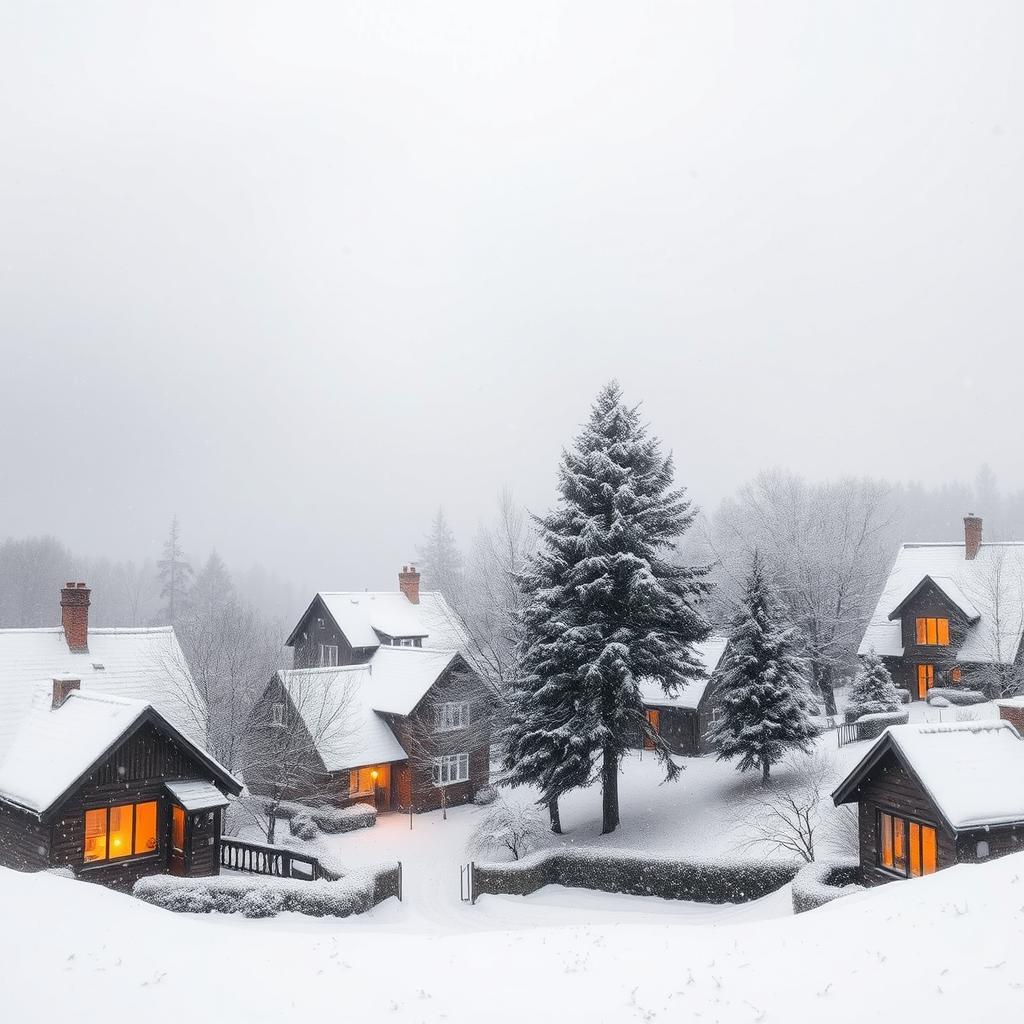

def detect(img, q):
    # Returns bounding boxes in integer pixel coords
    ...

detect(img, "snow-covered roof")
[0,626,206,764]
[639,636,729,710]
[0,689,238,817]
[887,574,981,622]
[366,646,463,717]
[293,589,468,653]
[278,666,408,770]
[860,543,1024,664]
[834,720,1024,831]
[164,779,230,812]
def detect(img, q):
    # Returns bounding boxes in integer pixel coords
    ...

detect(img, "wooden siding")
[0,801,50,872]
[291,595,370,669]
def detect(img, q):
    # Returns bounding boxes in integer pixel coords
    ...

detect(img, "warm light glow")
[134,801,157,855]
[951,666,963,684]
[82,800,159,865]
[84,808,106,863]
[108,804,133,858]
[916,617,950,646]
[171,805,186,854]
[349,764,390,796]
[371,770,379,781]
[879,811,938,877]
[917,664,935,699]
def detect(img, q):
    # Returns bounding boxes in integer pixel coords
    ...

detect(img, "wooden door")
[169,804,186,876]
[917,664,935,699]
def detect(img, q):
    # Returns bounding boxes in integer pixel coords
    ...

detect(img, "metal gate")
[459,861,474,903]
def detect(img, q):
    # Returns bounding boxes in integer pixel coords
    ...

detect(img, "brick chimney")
[61,581,91,651]
[964,514,983,561]
[52,674,81,710]
[399,565,421,605]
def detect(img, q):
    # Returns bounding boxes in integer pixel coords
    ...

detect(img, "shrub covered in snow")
[895,688,912,705]
[288,813,320,842]
[472,847,799,905]
[472,784,499,806]
[845,649,901,721]
[928,687,987,707]
[269,799,377,834]
[133,862,400,919]
[854,709,909,740]
[468,798,549,861]
[791,856,863,914]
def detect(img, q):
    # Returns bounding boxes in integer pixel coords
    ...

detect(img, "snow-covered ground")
[6,845,1024,1023]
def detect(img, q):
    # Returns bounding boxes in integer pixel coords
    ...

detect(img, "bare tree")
[708,472,898,715]
[736,752,837,863]
[468,798,548,861]
[239,667,359,843]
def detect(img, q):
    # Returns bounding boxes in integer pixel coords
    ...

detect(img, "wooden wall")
[0,801,50,872]
[290,596,368,669]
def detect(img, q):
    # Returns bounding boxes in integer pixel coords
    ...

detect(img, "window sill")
[81,852,161,872]
[432,779,469,788]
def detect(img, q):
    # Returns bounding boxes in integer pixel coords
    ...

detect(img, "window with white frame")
[432,752,469,786]
[398,637,416,648]
[319,644,339,667]
[434,701,470,733]
[271,702,285,726]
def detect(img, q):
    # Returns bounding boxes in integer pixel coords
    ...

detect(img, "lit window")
[82,801,159,864]
[319,644,339,667]
[434,702,470,732]
[950,667,963,684]
[348,765,388,796]
[916,618,950,646]
[171,805,185,854]
[916,664,935,699]
[432,753,470,786]
[878,810,937,877]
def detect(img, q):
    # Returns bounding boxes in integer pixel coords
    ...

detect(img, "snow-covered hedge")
[854,709,909,740]
[133,862,400,919]
[927,687,988,707]
[791,857,863,914]
[471,847,799,905]
[274,800,377,834]
[895,688,912,705]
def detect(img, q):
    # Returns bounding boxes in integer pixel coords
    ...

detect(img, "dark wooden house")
[634,636,729,757]
[832,719,1024,886]
[859,516,1024,699]
[0,678,241,889]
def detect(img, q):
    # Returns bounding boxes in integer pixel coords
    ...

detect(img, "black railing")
[220,836,328,881]
[836,722,861,748]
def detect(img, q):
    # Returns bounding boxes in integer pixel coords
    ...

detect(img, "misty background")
[2,2,1022,629]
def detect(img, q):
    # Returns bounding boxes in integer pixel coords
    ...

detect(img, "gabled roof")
[639,636,729,710]
[832,720,1024,832]
[887,574,981,623]
[277,666,408,770]
[860,542,1024,664]
[367,646,464,716]
[0,626,207,764]
[0,689,240,819]
[287,590,468,652]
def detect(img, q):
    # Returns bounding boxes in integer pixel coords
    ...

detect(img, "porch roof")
[165,779,230,812]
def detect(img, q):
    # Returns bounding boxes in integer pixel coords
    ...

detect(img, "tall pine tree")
[709,552,819,784]
[157,516,193,625]
[502,381,711,833]
[416,507,464,603]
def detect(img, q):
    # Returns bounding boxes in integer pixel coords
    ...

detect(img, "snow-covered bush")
[894,688,912,705]
[854,709,909,740]
[791,857,863,914]
[288,812,320,842]
[928,687,987,707]
[471,847,799,904]
[469,798,549,861]
[262,799,376,834]
[133,863,399,919]
[845,649,901,721]
[472,784,499,806]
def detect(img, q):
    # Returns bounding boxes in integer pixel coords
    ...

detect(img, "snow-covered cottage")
[635,636,729,756]
[0,583,241,888]
[859,515,1024,699]
[832,720,1024,885]
[249,567,490,813]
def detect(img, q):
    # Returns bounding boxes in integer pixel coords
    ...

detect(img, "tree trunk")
[816,661,838,717]
[601,746,619,834]
[761,759,771,786]
[267,808,277,845]
[548,796,562,835]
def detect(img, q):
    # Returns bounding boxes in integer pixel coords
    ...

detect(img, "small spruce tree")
[847,648,901,719]
[710,552,819,784]
[416,507,464,603]
[157,516,193,625]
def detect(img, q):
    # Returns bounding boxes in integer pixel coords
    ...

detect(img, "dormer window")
[916,617,950,646]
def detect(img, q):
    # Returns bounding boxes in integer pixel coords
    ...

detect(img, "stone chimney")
[61,581,91,651]
[52,674,81,710]
[964,515,983,561]
[399,565,421,605]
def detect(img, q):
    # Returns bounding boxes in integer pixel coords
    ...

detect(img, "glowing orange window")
[916,618,950,646]
[171,805,186,853]
[917,664,935,699]
[921,825,937,874]
[950,667,962,684]
[84,808,107,863]
[134,801,158,855]
[108,804,133,859]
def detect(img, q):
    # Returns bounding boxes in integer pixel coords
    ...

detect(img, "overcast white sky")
[1,2,1021,591]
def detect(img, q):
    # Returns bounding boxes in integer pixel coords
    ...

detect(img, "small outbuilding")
[0,678,242,889]
[832,720,1024,885]
[635,636,729,757]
